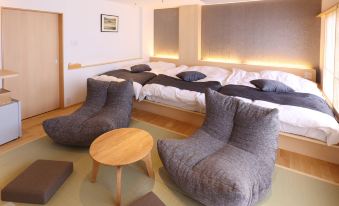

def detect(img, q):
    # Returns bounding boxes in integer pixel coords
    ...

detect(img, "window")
[323,10,339,112]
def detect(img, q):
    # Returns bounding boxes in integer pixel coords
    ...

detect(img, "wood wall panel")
[2,9,60,119]
[179,5,201,65]
[154,8,179,57]
[201,0,321,70]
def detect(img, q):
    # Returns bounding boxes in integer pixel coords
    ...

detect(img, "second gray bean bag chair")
[43,78,134,147]
[158,89,280,206]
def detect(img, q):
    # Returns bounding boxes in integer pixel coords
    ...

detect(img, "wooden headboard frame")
[150,57,317,82]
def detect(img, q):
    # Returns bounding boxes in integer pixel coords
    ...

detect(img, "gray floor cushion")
[158,89,280,206]
[129,192,165,206]
[1,160,73,204]
[43,78,134,147]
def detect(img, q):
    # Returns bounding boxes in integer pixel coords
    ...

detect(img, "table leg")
[143,153,154,178]
[115,166,122,206]
[91,159,100,183]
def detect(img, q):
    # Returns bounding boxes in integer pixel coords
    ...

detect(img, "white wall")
[0,0,154,106]
[322,0,339,11]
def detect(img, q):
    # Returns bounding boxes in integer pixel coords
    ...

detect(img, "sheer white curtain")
[334,11,339,112]
[323,11,338,111]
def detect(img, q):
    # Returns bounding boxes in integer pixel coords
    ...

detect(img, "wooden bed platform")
[134,100,339,165]
[144,56,339,164]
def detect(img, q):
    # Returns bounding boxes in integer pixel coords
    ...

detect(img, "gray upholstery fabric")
[219,84,334,116]
[176,71,207,82]
[43,78,134,147]
[1,160,73,204]
[250,79,294,93]
[158,89,280,206]
[202,90,238,143]
[130,64,152,73]
[129,192,165,206]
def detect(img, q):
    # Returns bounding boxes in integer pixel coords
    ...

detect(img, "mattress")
[102,69,156,85]
[144,94,338,145]
[219,85,334,116]
[139,65,231,112]
[219,85,339,145]
[161,65,232,85]
[93,61,177,99]
[92,75,143,99]
[140,68,339,145]
[93,69,156,99]
[139,74,222,113]
[142,86,207,112]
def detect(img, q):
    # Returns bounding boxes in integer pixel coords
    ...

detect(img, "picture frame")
[101,14,119,32]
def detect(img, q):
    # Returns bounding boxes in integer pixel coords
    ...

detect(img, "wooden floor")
[1,104,339,185]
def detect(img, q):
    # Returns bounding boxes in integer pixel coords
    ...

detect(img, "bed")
[139,65,231,112]
[220,69,339,146]
[139,64,339,146]
[220,84,339,145]
[92,61,176,99]
[132,57,339,164]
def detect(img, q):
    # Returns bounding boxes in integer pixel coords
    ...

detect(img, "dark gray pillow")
[251,79,295,93]
[130,64,152,73]
[176,71,207,82]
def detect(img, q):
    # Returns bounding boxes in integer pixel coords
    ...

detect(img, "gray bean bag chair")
[158,89,280,206]
[43,78,134,147]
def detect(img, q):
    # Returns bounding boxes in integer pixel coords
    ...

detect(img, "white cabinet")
[0,99,22,145]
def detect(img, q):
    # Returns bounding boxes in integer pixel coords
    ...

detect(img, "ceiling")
[109,0,265,8]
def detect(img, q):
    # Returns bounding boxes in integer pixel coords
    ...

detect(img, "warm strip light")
[244,60,312,70]
[202,57,242,64]
[202,57,311,70]
[152,54,179,59]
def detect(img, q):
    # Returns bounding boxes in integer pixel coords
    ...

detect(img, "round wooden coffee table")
[89,128,154,206]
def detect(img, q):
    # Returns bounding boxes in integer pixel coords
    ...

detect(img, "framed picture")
[101,14,119,32]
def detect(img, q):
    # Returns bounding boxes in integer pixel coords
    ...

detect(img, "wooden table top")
[89,128,154,166]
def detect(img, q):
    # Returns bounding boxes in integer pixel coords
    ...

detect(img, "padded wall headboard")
[150,57,317,82]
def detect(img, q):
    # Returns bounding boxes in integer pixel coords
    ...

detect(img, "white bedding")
[225,69,323,97]
[139,65,231,112]
[141,86,339,144]
[122,61,178,75]
[93,61,177,99]
[92,75,143,99]
[140,83,206,112]
[162,65,232,84]
[242,98,339,145]
[139,68,339,145]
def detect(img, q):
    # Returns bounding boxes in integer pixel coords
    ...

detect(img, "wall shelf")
[68,57,142,70]
[0,69,19,106]
[0,70,18,79]
[0,88,10,94]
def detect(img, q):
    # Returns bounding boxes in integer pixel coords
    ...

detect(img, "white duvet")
[225,69,323,97]
[223,69,339,145]
[238,98,339,145]
[93,61,177,99]
[141,83,339,145]
[139,65,232,112]
[140,84,206,112]
[121,61,178,75]
[92,75,143,100]
[161,65,232,85]
[140,68,339,145]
